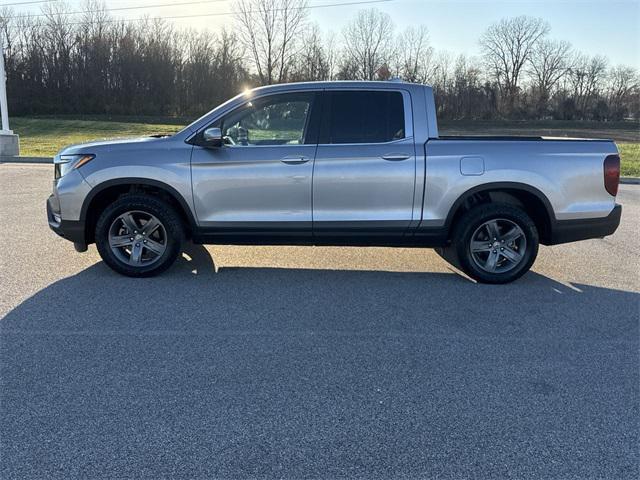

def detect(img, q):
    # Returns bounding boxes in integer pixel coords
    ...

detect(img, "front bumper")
[548,204,622,245]
[47,195,86,244]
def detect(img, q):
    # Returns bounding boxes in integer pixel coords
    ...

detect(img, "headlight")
[54,154,95,179]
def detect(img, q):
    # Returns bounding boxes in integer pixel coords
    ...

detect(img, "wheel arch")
[81,178,197,244]
[444,182,556,244]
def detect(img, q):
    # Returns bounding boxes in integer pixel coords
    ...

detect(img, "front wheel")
[95,194,184,277]
[442,203,539,284]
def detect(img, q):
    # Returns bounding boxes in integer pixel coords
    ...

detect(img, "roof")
[248,80,432,94]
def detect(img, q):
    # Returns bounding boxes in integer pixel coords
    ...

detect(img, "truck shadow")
[1,244,638,478]
[2,243,638,337]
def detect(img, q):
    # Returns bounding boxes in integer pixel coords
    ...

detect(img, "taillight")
[604,154,620,196]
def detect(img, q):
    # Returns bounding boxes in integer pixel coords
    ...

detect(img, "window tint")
[326,91,405,144]
[220,93,314,146]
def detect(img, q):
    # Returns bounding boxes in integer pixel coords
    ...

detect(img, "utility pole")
[0,41,19,156]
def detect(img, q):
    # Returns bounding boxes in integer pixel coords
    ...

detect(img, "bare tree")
[395,25,434,83]
[430,51,453,89]
[235,0,308,85]
[528,39,572,114]
[568,53,608,117]
[342,8,394,80]
[428,51,453,116]
[0,6,17,83]
[451,54,490,118]
[214,30,248,100]
[480,16,550,112]
[607,65,639,120]
[289,24,331,82]
[41,2,78,94]
[324,32,337,80]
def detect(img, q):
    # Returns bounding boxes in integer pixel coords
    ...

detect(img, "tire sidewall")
[454,204,539,284]
[95,195,183,277]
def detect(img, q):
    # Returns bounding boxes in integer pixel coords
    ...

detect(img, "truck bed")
[421,136,619,230]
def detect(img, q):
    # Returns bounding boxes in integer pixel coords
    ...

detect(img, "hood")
[58,135,169,155]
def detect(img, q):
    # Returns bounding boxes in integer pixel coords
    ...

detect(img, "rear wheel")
[95,194,184,277]
[440,203,539,284]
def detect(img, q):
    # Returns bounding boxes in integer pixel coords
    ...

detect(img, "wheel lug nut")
[500,247,504,251]
[492,250,497,253]
[129,237,134,241]
[143,240,147,244]
[135,243,140,247]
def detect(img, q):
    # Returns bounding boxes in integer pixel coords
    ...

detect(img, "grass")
[618,143,640,177]
[11,117,185,158]
[10,116,640,177]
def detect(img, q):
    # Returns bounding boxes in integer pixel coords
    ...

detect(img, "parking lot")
[1,163,638,478]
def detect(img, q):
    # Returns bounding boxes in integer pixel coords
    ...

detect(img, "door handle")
[280,156,310,165]
[381,154,411,161]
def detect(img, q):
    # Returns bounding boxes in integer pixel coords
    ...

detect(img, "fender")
[443,181,557,230]
[79,177,198,229]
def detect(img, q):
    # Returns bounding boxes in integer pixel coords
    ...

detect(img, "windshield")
[177,90,251,135]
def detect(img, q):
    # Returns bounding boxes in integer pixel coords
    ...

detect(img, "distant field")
[10,116,640,176]
[439,119,640,143]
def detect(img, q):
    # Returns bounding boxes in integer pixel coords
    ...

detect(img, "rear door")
[312,89,417,238]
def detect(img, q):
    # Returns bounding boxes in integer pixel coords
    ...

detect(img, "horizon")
[7,0,640,68]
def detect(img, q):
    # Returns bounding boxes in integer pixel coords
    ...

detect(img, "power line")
[6,0,394,26]
[5,0,229,19]
[0,0,59,6]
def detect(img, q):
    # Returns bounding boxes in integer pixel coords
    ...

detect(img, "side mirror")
[202,127,223,147]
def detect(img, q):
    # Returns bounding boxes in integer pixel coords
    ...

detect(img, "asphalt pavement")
[1,163,638,479]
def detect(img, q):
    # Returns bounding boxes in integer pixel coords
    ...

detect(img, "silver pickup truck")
[47,81,621,283]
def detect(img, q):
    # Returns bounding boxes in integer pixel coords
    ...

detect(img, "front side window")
[325,91,405,144]
[219,93,315,146]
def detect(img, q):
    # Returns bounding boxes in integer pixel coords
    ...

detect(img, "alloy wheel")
[108,210,167,267]
[469,218,527,274]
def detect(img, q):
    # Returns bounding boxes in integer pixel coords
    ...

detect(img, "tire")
[95,194,184,277]
[441,203,539,284]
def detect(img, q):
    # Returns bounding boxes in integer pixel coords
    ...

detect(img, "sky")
[9,0,640,67]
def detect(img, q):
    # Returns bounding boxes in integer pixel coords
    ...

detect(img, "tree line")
[2,0,638,121]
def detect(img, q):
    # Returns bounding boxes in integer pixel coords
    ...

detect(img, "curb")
[621,177,640,185]
[0,156,51,164]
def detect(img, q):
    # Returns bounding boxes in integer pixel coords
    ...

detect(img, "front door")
[313,89,417,238]
[191,91,320,237]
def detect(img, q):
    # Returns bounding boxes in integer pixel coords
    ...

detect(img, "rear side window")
[323,91,405,144]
